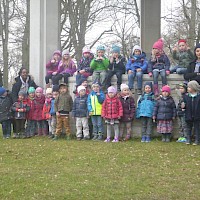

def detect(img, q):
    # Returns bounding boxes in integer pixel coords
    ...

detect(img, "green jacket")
[90,57,109,71]
[172,49,194,68]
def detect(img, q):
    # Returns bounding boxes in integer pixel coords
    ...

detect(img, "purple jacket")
[57,60,76,75]
[46,60,60,75]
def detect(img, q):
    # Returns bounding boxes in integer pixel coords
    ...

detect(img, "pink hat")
[178,39,187,44]
[107,86,117,94]
[82,46,91,54]
[53,50,61,57]
[152,38,164,51]
[35,87,43,94]
[162,85,171,93]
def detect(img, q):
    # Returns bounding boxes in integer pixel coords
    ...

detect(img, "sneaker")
[77,137,82,141]
[146,136,151,142]
[123,135,131,141]
[137,89,142,95]
[186,138,191,145]
[12,133,17,139]
[193,143,198,146]
[82,137,90,140]
[48,134,55,139]
[161,135,166,142]
[92,135,98,140]
[180,137,187,143]
[177,137,184,142]
[112,138,119,143]
[131,88,135,94]
[141,135,146,142]
[97,135,103,141]
[53,135,58,140]
[104,138,111,142]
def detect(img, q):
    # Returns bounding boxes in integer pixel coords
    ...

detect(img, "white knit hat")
[77,85,86,93]
[132,45,142,54]
[120,83,129,91]
[46,88,52,94]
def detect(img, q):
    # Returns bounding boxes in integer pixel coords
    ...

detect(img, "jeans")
[1,119,12,138]
[128,71,143,89]
[45,74,53,84]
[153,69,167,85]
[92,70,107,86]
[91,116,103,135]
[105,70,123,90]
[186,120,200,144]
[170,66,187,74]
[76,72,91,86]
[141,117,153,136]
[52,73,71,85]
[178,115,187,137]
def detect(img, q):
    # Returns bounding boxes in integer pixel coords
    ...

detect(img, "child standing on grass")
[0,87,13,139]
[54,83,73,140]
[182,80,200,145]
[176,83,187,143]
[119,84,135,141]
[12,91,29,139]
[153,85,176,142]
[87,81,105,140]
[26,87,36,138]
[148,38,171,96]
[102,86,123,143]
[72,85,90,140]
[136,82,155,142]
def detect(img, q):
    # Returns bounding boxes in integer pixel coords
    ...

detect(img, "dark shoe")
[161,134,166,142]
[146,136,151,142]
[97,135,103,141]
[82,137,90,140]
[141,135,146,142]
[137,89,142,95]
[92,135,98,140]
[165,134,171,142]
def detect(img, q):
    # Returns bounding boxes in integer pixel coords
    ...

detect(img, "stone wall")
[67,74,185,138]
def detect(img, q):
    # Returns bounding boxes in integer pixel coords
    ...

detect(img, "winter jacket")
[42,98,52,120]
[172,49,194,68]
[126,52,148,72]
[153,96,176,120]
[77,55,94,74]
[108,55,126,73]
[183,93,200,121]
[32,95,45,121]
[12,76,38,103]
[87,90,105,116]
[90,57,109,71]
[0,91,13,122]
[136,92,155,118]
[72,94,88,117]
[148,53,170,72]
[54,92,73,114]
[11,99,30,119]
[57,60,76,75]
[46,60,60,75]
[50,98,56,115]
[184,61,200,84]
[102,94,123,119]
[119,95,135,122]
[177,93,187,117]
[26,97,35,120]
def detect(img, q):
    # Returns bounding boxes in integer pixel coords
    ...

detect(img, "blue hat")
[0,87,6,96]
[28,87,35,94]
[112,45,120,54]
[96,45,105,51]
[92,79,101,87]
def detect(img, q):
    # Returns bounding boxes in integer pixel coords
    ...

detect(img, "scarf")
[20,76,29,94]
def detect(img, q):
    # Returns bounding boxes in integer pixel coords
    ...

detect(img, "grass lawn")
[0,134,200,200]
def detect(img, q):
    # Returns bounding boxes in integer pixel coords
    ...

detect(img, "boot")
[92,133,98,140]
[97,132,103,141]
[161,134,166,142]
[153,84,159,96]
[165,134,171,142]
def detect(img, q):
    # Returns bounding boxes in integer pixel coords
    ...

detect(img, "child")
[75,47,93,87]
[72,85,90,140]
[87,81,105,140]
[184,43,200,84]
[74,79,90,96]
[54,83,73,140]
[182,80,200,145]
[104,45,126,91]
[170,39,194,74]
[42,88,53,136]
[119,84,135,141]
[90,45,109,86]
[49,86,59,139]
[176,83,187,143]
[26,87,36,138]
[136,82,155,142]
[153,85,176,142]
[148,38,171,96]
[45,50,61,88]
[102,86,123,142]
[11,91,29,138]
[0,87,13,139]
[33,87,48,136]
[52,49,76,86]
[126,45,148,95]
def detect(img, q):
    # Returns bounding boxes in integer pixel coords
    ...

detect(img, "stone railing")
[68,74,185,138]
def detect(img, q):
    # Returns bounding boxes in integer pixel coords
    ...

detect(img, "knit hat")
[120,83,129,91]
[82,46,91,54]
[18,91,26,97]
[96,45,105,51]
[178,39,187,44]
[187,80,200,92]
[28,87,35,94]
[77,85,86,93]
[132,45,142,54]
[162,85,171,93]
[92,79,101,87]
[35,87,43,93]
[62,49,70,56]
[59,83,68,88]
[112,45,120,54]
[52,85,59,92]
[144,82,153,91]
[0,87,6,96]
[107,86,117,94]
[46,88,52,94]
[152,38,164,51]
[53,50,61,57]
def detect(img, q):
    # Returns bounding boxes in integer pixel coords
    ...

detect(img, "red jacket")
[26,97,35,120]
[102,95,123,119]
[32,95,45,121]
[42,98,51,120]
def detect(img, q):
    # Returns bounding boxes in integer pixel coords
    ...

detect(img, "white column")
[30,0,60,87]
[140,0,161,57]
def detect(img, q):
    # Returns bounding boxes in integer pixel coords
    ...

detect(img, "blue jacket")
[72,94,88,117]
[50,98,56,115]
[126,52,148,72]
[136,92,155,118]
